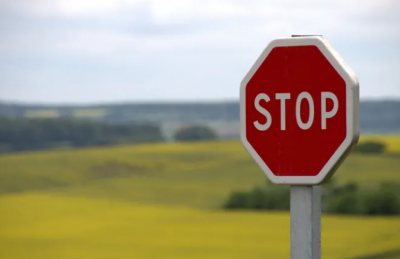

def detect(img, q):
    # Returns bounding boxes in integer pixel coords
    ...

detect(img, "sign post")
[240,35,359,259]
[290,35,321,259]
[290,185,321,259]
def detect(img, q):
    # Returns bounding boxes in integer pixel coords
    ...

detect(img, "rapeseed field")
[2,193,400,259]
[1,136,400,258]
[359,134,400,153]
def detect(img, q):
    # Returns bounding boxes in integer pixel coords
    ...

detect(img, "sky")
[0,0,399,104]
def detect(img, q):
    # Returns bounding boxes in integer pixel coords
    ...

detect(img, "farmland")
[1,135,400,258]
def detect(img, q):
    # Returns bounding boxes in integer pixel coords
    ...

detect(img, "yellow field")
[1,135,400,259]
[24,109,60,118]
[359,134,400,153]
[73,108,108,118]
[1,193,400,259]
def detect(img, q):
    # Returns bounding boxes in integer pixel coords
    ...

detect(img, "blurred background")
[0,1,400,258]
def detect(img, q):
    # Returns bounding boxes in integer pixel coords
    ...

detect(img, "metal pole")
[289,33,322,259]
[290,185,321,259]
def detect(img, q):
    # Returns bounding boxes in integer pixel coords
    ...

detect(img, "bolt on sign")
[240,36,359,185]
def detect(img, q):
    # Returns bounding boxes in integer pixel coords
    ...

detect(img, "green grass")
[1,138,399,208]
[0,136,400,259]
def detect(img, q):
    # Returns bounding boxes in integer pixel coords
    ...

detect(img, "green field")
[1,135,400,258]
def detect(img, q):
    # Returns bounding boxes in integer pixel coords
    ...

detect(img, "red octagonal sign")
[240,36,359,185]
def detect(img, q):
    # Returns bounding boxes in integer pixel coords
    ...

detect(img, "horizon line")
[1,97,400,107]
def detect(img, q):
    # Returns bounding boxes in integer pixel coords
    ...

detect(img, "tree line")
[222,140,396,216]
[0,117,165,153]
[223,179,400,216]
[0,117,220,154]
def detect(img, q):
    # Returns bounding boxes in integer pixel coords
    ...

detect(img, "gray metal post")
[290,34,322,259]
[290,185,321,259]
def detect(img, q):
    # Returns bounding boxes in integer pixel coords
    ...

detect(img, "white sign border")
[240,36,359,185]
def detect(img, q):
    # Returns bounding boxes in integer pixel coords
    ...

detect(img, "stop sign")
[240,36,359,185]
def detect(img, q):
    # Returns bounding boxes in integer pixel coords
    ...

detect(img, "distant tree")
[361,183,400,215]
[353,141,386,154]
[224,191,250,209]
[0,117,165,153]
[174,125,217,142]
[223,180,400,216]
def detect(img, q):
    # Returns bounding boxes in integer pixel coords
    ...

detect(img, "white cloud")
[2,0,397,21]
[1,0,398,55]
[1,0,397,57]
[0,0,137,17]
[0,0,399,102]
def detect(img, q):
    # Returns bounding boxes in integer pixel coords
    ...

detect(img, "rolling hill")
[1,136,400,258]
